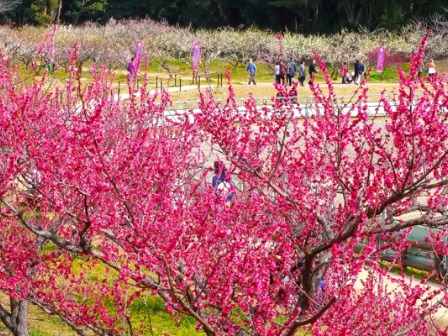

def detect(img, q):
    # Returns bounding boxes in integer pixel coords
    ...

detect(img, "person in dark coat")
[308,60,317,85]
[279,61,286,85]
[298,60,306,86]
[353,60,360,85]
[287,59,297,86]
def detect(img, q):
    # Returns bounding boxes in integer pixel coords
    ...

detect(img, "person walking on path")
[274,62,280,83]
[353,60,360,85]
[427,59,436,80]
[279,61,287,85]
[357,60,365,83]
[308,59,317,85]
[298,60,306,86]
[287,59,297,86]
[246,59,257,85]
[340,62,348,84]
[127,57,137,80]
[417,60,424,78]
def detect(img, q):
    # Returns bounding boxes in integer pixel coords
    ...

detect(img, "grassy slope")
[0,257,203,336]
[41,58,445,104]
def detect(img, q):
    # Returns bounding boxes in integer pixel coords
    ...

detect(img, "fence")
[112,73,224,99]
[161,93,426,116]
[135,92,448,129]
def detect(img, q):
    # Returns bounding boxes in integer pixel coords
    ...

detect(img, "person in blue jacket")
[246,59,257,85]
[212,161,235,202]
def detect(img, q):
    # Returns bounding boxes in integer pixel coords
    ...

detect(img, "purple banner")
[192,42,200,71]
[377,46,385,73]
[135,41,143,58]
[135,40,143,69]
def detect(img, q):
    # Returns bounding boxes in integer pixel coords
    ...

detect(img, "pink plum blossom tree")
[0,31,448,336]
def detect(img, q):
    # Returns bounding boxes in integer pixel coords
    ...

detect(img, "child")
[127,57,137,80]
[340,62,348,84]
[212,161,235,202]
[288,85,298,104]
[345,72,353,84]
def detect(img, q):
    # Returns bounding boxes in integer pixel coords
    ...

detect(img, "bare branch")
[365,214,448,235]
[32,299,92,336]
[0,302,12,331]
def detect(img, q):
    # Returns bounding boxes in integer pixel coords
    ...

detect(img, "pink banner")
[37,24,58,68]
[377,46,385,73]
[275,33,284,58]
[192,42,200,71]
[50,25,57,65]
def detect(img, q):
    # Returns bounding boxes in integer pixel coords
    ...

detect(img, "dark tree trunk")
[298,255,314,313]
[55,0,62,24]
[10,298,29,336]
[0,299,29,336]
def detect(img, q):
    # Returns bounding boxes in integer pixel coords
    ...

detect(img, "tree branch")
[32,299,92,336]
[282,297,336,336]
[0,301,12,331]
[365,214,448,235]
[161,255,217,336]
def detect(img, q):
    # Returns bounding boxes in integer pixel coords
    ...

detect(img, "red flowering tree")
[365,46,409,80]
[1,31,448,336]
[0,56,151,336]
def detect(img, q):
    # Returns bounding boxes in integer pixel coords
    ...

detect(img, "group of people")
[130,55,441,86]
[272,59,318,86]
[247,57,441,87]
[338,58,439,84]
[418,59,437,79]
[246,59,319,87]
[338,60,365,85]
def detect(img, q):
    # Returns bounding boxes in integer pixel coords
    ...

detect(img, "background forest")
[0,0,447,33]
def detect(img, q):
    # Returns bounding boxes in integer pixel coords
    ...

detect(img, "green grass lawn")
[32,58,405,90]
[0,257,204,336]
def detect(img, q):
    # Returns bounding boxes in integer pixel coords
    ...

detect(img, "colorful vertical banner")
[192,42,201,71]
[135,40,143,70]
[50,25,57,66]
[377,46,385,73]
[37,24,58,71]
